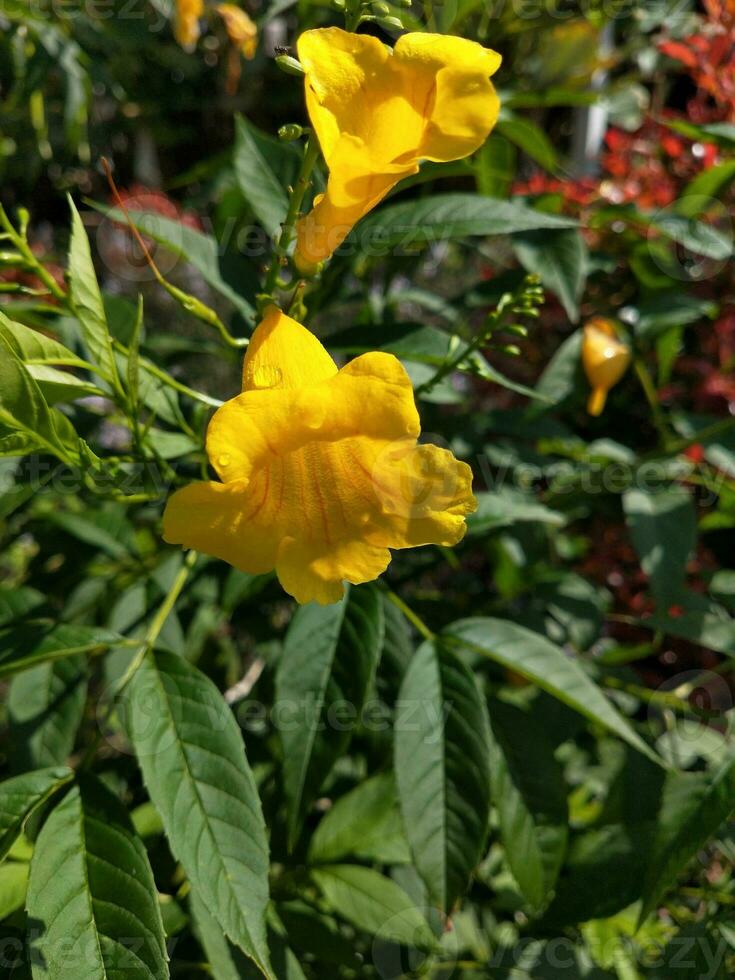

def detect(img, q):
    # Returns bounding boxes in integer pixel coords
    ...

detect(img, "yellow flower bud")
[216,4,258,60]
[175,0,204,49]
[582,317,631,417]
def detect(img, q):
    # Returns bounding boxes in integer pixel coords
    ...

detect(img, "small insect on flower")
[582,317,632,417]
[162,307,476,605]
[294,28,501,271]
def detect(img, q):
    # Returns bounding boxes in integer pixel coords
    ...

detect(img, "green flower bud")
[275,54,305,76]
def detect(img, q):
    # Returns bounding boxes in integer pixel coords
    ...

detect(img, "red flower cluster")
[658,0,735,121]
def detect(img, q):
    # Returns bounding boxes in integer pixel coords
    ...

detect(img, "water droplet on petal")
[217,453,231,468]
[358,512,371,526]
[304,402,326,430]
[252,364,282,389]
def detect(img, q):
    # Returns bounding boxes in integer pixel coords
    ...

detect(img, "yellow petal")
[163,310,476,604]
[162,478,281,574]
[241,305,337,391]
[394,34,501,162]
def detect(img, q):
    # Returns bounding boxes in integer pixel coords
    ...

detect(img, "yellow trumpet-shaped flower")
[175,0,204,48]
[163,307,476,604]
[294,28,502,271]
[582,318,631,417]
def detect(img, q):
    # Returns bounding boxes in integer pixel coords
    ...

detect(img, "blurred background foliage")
[1,0,735,978]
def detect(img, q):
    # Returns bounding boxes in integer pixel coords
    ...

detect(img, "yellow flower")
[216,4,258,59]
[175,0,204,48]
[582,318,631,416]
[294,28,501,271]
[163,307,476,604]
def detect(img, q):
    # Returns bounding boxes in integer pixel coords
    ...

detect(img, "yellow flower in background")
[163,307,476,604]
[582,317,631,417]
[175,0,204,48]
[294,28,502,272]
[217,4,258,60]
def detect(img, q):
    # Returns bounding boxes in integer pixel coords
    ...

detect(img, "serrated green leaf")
[126,651,273,979]
[623,487,696,607]
[308,772,410,866]
[497,113,559,173]
[639,755,735,922]
[234,116,289,237]
[350,194,577,250]
[513,228,588,322]
[446,618,659,763]
[26,776,169,980]
[91,204,255,319]
[68,197,120,387]
[394,641,491,912]
[310,865,436,951]
[488,698,568,909]
[276,585,384,848]
[8,655,88,770]
[0,311,92,369]
[0,623,123,679]
[0,767,73,861]
[0,861,29,920]
[25,364,103,405]
[191,892,306,980]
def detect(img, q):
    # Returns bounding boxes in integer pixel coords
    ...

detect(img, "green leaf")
[467,488,566,536]
[648,211,732,261]
[275,585,384,848]
[93,204,255,318]
[513,228,588,322]
[191,892,306,980]
[0,767,73,861]
[25,364,103,405]
[0,862,29,920]
[8,655,88,770]
[308,772,411,865]
[623,487,696,606]
[640,756,735,922]
[635,594,735,655]
[677,159,735,217]
[530,328,583,410]
[487,698,568,909]
[394,641,492,912]
[234,116,289,237]
[26,776,169,980]
[0,339,100,467]
[0,622,123,679]
[350,194,576,250]
[68,197,121,387]
[126,651,273,979]
[310,865,436,951]
[497,113,559,173]
[446,618,659,762]
[633,293,717,340]
[0,587,43,628]
[0,311,92,369]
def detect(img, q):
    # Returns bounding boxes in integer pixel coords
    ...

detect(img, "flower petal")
[276,535,391,606]
[162,478,282,574]
[242,305,337,391]
[394,33,502,162]
[297,28,393,164]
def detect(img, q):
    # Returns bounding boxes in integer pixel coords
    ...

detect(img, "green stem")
[384,587,436,642]
[112,340,223,409]
[0,204,67,302]
[634,357,671,449]
[262,137,321,300]
[80,550,198,769]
